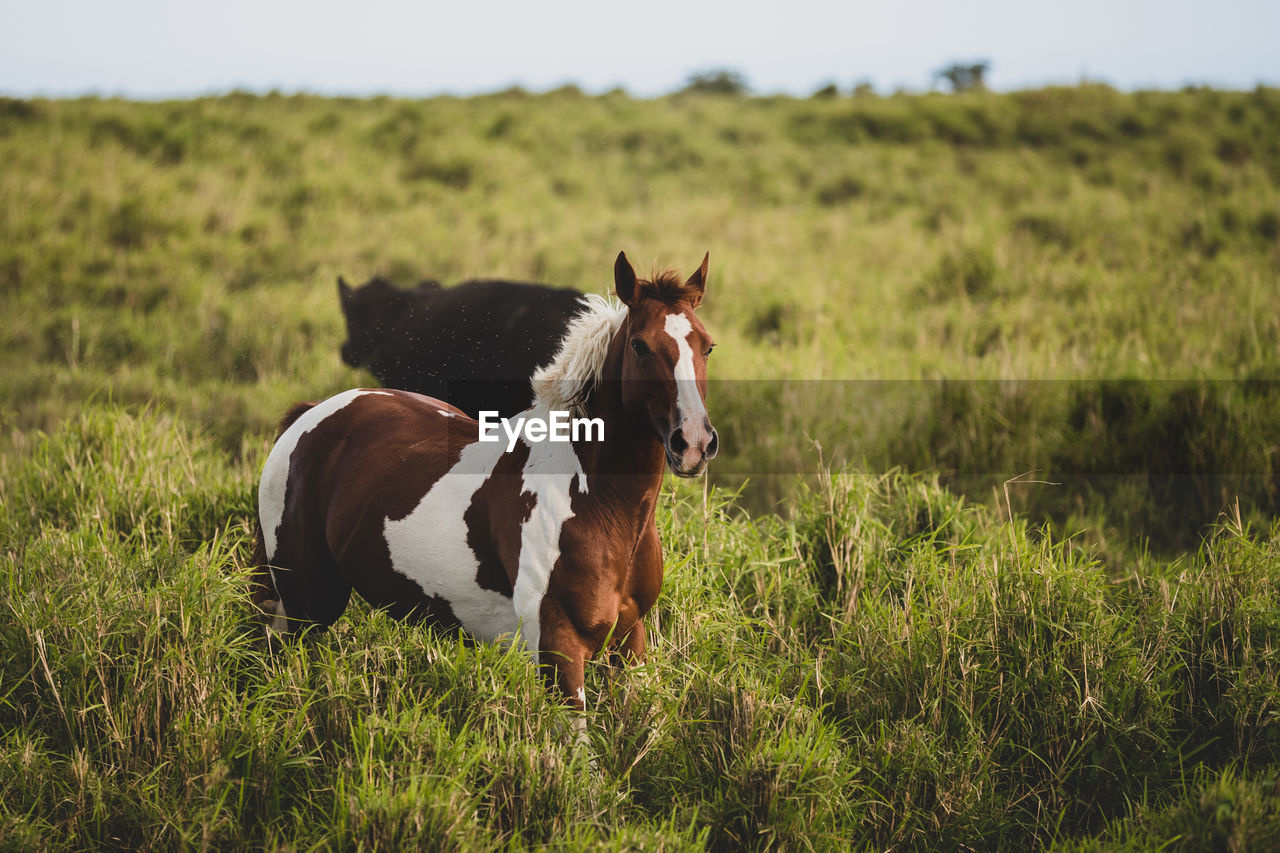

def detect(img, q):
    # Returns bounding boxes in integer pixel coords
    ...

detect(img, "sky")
[4,0,1278,99]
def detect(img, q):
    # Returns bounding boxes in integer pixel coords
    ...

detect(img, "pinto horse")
[252,252,717,708]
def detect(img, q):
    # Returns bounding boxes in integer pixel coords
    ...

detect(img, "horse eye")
[704,345,715,357]
[631,338,650,357]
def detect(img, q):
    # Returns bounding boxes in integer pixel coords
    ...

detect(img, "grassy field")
[2,86,1279,849]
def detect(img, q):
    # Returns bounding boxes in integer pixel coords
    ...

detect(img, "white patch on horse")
[437,409,458,418]
[268,599,289,634]
[382,438,517,642]
[573,686,589,744]
[663,312,707,428]
[510,403,588,661]
[258,389,391,561]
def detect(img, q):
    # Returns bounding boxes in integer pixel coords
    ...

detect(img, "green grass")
[4,412,1280,849]
[2,86,1280,848]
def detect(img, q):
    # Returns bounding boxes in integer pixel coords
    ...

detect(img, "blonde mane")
[531,294,628,416]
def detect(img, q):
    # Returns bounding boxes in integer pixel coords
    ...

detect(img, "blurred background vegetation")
[2,83,1277,554]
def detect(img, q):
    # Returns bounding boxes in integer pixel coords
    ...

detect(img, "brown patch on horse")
[273,391,474,627]
[465,440,533,597]
[360,574,466,626]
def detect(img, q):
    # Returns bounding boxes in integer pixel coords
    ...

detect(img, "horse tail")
[277,401,316,437]
[249,399,314,627]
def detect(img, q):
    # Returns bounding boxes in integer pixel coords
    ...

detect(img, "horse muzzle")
[665,420,719,478]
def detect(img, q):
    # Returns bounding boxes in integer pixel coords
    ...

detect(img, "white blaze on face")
[663,312,711,460]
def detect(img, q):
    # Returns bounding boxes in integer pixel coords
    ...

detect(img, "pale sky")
[4,0,1277,99]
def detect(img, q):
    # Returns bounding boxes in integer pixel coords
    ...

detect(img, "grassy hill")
[2,86,1279,849]
[3,85,1278,543]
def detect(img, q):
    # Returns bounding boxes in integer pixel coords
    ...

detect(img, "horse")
[337,274,586,418]
[254,252,717,709]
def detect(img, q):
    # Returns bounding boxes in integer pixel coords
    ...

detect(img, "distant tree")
[934,61,990,93]
[852,79,876,98]
[680,69,750,96]
[812,82,840,99]
[546,83,585,98]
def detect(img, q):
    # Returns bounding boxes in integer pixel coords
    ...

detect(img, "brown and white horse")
[251,252,717,708]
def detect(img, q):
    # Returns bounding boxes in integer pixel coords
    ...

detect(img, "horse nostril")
[668,428,688,455]
[705,427,719,459]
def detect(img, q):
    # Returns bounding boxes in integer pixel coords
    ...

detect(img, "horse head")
[613,251,718,478]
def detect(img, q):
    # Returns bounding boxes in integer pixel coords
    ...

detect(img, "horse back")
[259,389,476,565]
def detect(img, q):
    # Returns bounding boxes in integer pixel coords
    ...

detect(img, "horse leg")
[247,523,293,637]
[612,618,647,665]
[536,604,593,721]
[266,533,352,636]
[545,649,590,749]
[608,523,660,668]
[541,644,589,712]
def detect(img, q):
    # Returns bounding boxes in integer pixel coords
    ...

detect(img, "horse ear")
[614,251,639,307]
[684,252,709,308]
[338,276,352,302]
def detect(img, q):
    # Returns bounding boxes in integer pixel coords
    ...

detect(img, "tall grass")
[3,86,1277,547]
[2,86,1279,848]
[3,411,1280,849]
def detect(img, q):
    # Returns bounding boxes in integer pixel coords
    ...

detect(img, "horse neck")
[575,344,667,504]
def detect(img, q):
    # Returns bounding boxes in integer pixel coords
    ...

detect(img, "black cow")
[337,275,586,418]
